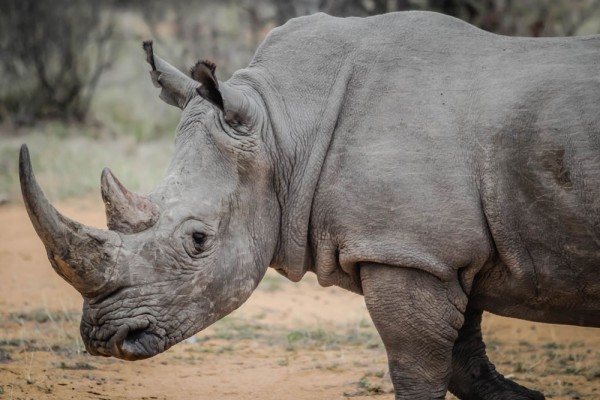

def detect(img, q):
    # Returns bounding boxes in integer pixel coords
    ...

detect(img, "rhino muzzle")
[19,144,127,298]
[84,318,164,361]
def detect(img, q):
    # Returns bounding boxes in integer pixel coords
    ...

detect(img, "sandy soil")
[0,197,599,399]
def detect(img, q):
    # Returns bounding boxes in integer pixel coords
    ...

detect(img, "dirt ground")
[1,197,599,399]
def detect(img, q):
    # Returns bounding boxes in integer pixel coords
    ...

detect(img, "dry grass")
[0,130,173,203]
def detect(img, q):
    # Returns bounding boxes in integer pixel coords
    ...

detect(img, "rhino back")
[305,13,503,291]
[325,16,600,323]
[246,12,507,290]
[244,12,600,323]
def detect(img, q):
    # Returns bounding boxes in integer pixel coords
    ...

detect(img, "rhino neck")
[266,70,353,282]
[242,25,354,281]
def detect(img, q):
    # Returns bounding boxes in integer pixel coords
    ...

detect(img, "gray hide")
[20,11,599,400]
[254,12,600,325]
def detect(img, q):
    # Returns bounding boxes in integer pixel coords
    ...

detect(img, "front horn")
[19,145,121,297]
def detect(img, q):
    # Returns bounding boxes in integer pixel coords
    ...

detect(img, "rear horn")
[101,168,159,234]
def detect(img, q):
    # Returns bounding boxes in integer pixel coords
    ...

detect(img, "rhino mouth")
[85,321,166,361]
[118,328,164,360]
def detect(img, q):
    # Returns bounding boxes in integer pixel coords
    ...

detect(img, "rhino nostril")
[119,327,160,360]
[124,328,147,344]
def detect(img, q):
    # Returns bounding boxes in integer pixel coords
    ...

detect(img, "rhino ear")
[190,61,224,110]
[190,60,254,128]
[143,41,198,109]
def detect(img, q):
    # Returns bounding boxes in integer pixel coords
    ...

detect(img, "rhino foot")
[448,308,545,400]
[451,357,545,400]
[461,375,545,400]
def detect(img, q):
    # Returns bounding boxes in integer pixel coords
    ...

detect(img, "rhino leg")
[361,263,467,400]
[448,307,545,400]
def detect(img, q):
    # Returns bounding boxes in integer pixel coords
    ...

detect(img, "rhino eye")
[180,220,212,258]
[192,232,206,251]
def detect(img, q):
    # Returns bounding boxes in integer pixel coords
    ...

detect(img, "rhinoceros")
[19,11,599,400]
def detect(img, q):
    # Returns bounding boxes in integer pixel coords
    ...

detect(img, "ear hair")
[143,40,156,71]
[191,60,224,111]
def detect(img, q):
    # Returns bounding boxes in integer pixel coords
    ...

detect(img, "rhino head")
[20,42,280,360]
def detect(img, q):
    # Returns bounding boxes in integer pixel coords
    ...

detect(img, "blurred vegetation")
[0,0,116,124]
[0,0,599,202]
[3,0,599,126]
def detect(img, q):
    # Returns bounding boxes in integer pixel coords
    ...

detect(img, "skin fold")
[20,11,599,399]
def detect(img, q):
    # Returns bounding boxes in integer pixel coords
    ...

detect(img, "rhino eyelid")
[174,218,216,234]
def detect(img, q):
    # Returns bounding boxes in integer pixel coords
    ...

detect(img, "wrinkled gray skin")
[20,11,600,400]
